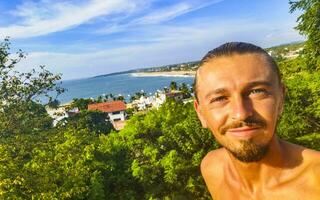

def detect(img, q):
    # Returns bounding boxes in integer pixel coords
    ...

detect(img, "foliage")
[70,98,94,111]
[130,91,147,101]
[47,99,60,109]
[169,81,178,91]
[59,110,114,135]
[290,0,320,67]
[179,82,192,98]
[277,56,320,149]
[0,127,104,199]
[97,132,144,199]
[0,38,64,105]
[115,99,217,199]
[1,2,320,198]
[0,100,53,136]
[0,38,63,136]
[126,107,136,117]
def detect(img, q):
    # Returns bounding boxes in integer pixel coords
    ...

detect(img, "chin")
[224,140,270,162]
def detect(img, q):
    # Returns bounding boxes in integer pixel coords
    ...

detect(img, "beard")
[218,116,270,162]
[224,140,269,162]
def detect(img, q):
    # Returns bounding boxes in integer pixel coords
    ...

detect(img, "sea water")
[56,73,194,104]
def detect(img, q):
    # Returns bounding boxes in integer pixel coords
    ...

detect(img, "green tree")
[0,101,53,135]
[47,99,60,109]
[130,91,146,101]
[96,95,104,103]
[70,98,93,111]
[277,58,320,150]
[170,81,178,91]
[116,95,125,101]
[274,0,320,149]
[290,0,320,67]
[60,110,114,135]
[0,38,64,105]
[0,38,120,200]
[179,83,191,98]
[110,99,217,199]
[96,132,144,199]
[26,127,102,199]
[0,38,63,136]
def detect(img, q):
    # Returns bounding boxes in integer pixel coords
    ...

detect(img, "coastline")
[131,70,196,77]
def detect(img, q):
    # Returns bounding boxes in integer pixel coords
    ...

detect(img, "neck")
[226,136,287,192]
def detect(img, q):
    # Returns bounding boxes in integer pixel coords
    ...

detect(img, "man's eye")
[250,88,268,96]
[210,96,227,103]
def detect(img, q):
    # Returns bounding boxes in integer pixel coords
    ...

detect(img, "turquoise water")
[57,73,194,104]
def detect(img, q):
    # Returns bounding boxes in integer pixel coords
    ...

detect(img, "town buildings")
[46,88,192,130]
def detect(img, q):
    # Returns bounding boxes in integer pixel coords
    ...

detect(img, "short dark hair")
[193,42,281,102]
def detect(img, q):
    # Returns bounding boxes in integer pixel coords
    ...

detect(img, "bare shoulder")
[283,140,320,180]
[302,147,320,160]
[201,148,226,170]
[301,147,320,178]
[200,148,227,184]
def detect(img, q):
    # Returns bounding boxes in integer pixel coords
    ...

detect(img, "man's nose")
[231,96,253,121]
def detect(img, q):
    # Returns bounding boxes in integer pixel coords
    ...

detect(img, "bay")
[57,73,195,104]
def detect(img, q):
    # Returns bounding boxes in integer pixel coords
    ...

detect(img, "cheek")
[254,100,280,126]
[203,109,228,133]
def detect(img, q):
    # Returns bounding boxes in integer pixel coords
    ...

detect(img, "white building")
[46,106,69,126]
[88,101,127,130]
[131,91,167,110]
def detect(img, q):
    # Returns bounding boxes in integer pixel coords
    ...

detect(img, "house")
[88,100,126,122]
[129,91,167,111]
[67,107,79,117]
[46,106,77,127]
[152,92,166,109]
[88,101,127,130]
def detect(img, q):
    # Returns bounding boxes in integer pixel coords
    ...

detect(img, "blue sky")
[1,0,304,80]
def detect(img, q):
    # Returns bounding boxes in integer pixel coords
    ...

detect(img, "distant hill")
[266,41,304,53]
[266,41,304,60]
[92,41,305,78]
[92,69,137,78]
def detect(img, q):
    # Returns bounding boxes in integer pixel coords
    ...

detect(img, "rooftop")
[88,101,126,113]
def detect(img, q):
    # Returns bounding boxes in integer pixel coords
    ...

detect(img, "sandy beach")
[131,70,196,77]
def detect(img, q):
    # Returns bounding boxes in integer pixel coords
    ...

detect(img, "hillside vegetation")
[0,0,319,199]
[133,42,305,73]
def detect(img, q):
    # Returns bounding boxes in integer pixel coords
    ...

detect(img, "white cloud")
[6,1,303,80]
[0,0,144,38]
[133,3,193,25]
[134,0,223,25]
[16,18,303,80]
[95,0,223,34]
[1,0,223,38]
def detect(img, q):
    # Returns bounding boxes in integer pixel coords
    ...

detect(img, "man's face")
[194,53,284,162]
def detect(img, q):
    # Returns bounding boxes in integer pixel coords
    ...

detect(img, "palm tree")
[179,83,191,98]
[170,81,178,91]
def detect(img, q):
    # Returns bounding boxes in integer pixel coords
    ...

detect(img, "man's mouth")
[226,126,260,138]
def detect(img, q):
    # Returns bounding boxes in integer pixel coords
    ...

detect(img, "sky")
[1,0,304,80]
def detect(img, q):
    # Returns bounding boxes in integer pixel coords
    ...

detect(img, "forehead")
[196,53,277,96]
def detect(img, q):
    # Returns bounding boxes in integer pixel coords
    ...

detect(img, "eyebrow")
[245,81,273,88]
[204,88,227,99]
[204,81,273,99]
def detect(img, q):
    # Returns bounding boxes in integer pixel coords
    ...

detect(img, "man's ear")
[194,100,208,128]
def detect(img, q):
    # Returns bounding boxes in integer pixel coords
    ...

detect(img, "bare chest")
[210,172,320,200]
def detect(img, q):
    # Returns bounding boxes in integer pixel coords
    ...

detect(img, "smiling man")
[194,42,320,200]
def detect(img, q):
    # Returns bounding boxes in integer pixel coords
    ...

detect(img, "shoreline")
[131,71,196,77]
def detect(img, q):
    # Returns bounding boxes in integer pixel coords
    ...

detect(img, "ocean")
[56,73,195,104]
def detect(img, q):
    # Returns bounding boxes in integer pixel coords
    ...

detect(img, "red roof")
[88,101,126,113]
